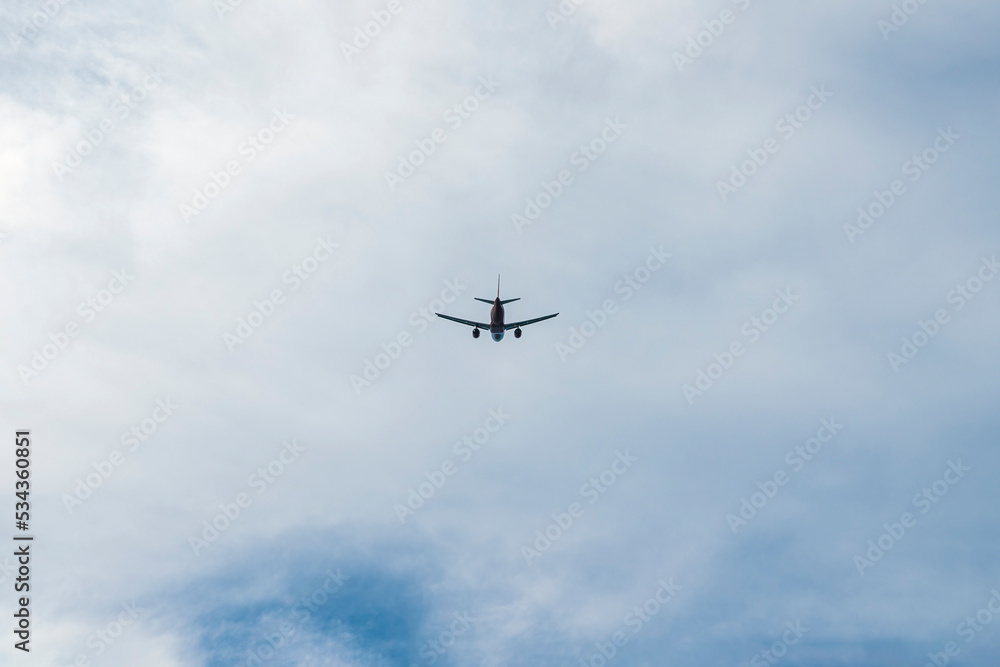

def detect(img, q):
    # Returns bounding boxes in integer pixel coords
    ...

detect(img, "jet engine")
[472,328,480,339]
[514,328,522,339]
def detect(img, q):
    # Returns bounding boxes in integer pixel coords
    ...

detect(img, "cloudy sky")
[2,0,999,665]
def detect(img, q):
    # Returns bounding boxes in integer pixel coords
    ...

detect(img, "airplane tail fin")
[497,275,519,303]
[476,276,518,304]
[476,275,509,303]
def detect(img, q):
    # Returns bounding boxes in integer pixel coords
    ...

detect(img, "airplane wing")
[504,313,558,330]
[436,313,491,329]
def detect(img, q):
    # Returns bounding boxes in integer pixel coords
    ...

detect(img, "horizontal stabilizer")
[475,297,520,304]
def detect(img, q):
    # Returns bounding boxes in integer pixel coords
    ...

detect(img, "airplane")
[436,276,558,342]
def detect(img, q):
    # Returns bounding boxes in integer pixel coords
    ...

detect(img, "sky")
[1,0,999,665]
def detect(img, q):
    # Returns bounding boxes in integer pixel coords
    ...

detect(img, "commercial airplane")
[436,276,558,342]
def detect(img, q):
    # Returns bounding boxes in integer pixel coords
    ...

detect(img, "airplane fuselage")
[490,299,505,341]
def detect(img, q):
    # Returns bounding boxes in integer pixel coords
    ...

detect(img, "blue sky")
[1,0,999,665]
